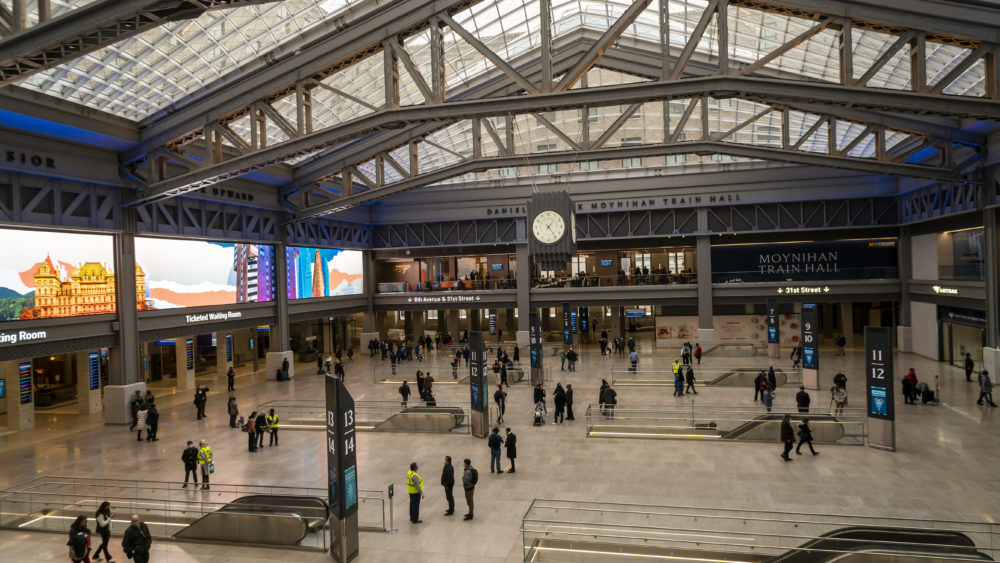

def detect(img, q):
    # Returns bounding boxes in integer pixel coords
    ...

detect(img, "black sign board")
[325,375,358,520]
[529,312,542,376]
[580,307,589,333]
[865,326,894,421]
[712,239,898,283]
[88,352,100,390]
[801,304,818,370]
[469,331,487,412]
[562,303,571,345]
[766,298,779,344]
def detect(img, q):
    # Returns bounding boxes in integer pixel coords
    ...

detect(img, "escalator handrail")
[770,526,991,562]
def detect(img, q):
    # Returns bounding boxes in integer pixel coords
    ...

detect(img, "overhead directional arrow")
[823,286,830,292]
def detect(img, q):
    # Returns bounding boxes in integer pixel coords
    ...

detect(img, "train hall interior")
[0,0,999,561]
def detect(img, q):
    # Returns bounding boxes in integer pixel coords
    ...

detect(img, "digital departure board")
[18,362,31,404]
[88,352,100,390]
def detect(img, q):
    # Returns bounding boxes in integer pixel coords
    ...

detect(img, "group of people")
[779,413,819,461]
[679,341,702,365]
[180,439,214,489]
[901,368,940,405]
[559,347,579,371]
[67,508,152,563]
[406,428,518,524]
[370,334,440,361]
[597,379,618,417]
[753,366,781,411]
[398,372,436,406]
[128,390,159,442]
[238,408,280,452]
[672,359,697,396]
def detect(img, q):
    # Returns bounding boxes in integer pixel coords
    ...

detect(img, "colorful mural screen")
[0,227,117,322]
[286,247,363,299]
[134,238,275,309]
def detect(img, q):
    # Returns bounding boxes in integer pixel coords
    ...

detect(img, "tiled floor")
[1,339,998,562]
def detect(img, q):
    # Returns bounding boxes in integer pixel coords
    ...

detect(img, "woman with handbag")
[67,515,92,562]
[93,502,114,562]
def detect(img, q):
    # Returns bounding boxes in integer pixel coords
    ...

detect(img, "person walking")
[226,367,235,391]
[145,404,159,442]
[833,369,847,390]
[836,334,846,356]
[254,411,267,450]
[227,397,239,428]
[197,440,213,490]
[629,349,639,372]
[68,515,92,563]
[494,385,507,424]
[599,379,608,415]
[406,462,425,524]
[488,427,503,473]
[603,385,618,418]
[965,353,975,382]
[978,370,998,407]
[441,456,455,516]
[685,365,697,394]
[504,428,517,473]
[194,386,208,420]
[796,417,819,456]
[753,372,765,402]
[566,348,578,372]
[334,359,345,380]
[767,366,777,391]
[399,380,411,406]
[779,414,795,461]
[694,343,702,364]
[181,441,199,488]
[462,459,477,520]
[121,516,151,563]
[553,384,566,423]
[246,410,258,452]
[795,385,810,413]
[762,387,774,413]
[673,366,684,397]
[93,502,114,563]
[565,384,575,420]
[135,403,148,442]
[266,408,279,447]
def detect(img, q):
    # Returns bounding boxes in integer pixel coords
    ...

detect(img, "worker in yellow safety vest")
[197,440,213,491]
[267,408,279,447]
[406,462,425,524]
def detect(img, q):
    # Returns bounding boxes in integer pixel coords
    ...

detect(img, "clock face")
[532,210,566,244]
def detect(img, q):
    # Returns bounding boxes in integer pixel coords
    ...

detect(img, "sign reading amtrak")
[713,239,898,283]
[0,329,47,346]
[185,311,244,323]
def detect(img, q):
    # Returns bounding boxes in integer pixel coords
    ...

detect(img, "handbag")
[208,462,215,474]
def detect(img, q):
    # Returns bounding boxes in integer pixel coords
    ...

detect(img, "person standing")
[767,366,777,391]
[399,380,411,407]
[334,359,345,380]
[795,386,810,413]
[267,408,279,447]
[494,385,507,424]
[762,387,774,413]
[565,384,575,421]
[441,456,455,516]
[836,334,846,356]
[559,349,566,371]
[197,440,213,490]
[831,387,848,416]
[145,404,159,442]
[246,410,258,452]
[901,376,914,405]
[753,372,764,402]
[488,427,503,473]
[965,353,975,382]
[68,515,92,563]
[406,462,424,524]
[779,414,795,461]
[226,367,235,391]
[500,362,509,387]
[462,459,477,520]
[796,417,819,456]
[603,385,617,418]
[978,370,998,407]
[685,365,697,394]
[833,369,847,390]
[181,441,199,488]
[504,428,517,473]
[135,403,148,442]
[317,355,324,374]
[93,502,114,563]
[128,391,143,431]
[694,343,702,364]
[673,367,684,397]
[553,384,566,423]
[533,384,547,417]
[254,411,267,450]
[629,349,639,372]
[121,515,151,563]
[566,348,578,372]
[194,386,208,420]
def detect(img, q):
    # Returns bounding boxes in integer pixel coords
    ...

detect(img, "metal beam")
[554,0,654,91]
[291,141,955,221]
[0,0,282,87]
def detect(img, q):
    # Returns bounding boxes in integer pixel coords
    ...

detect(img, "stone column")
[75,351,102,415]
[447,310,460,340]
[359,249,380,349]
[696,232,715,345]
[897,226,913,352]
[106,225,144,423]
[216,333,232,378]
[839,303,854,348]
[2,360,34,430]
[175,337,195,390]
[515,243,531,346]
[985,207,998,348]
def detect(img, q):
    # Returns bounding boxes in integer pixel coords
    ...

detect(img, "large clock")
[528,191,576,271]
[532,210,566,244]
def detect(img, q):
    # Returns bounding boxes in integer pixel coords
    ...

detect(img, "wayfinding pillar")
[325,374,359,562]
[865,326,895,451]
[174,337,196,390]
[801,304,819,389]
[75,351,102,415]
[529,312,543,385]
[359,250,379,348]
[515,243,531,346]
[1,360,34,430]
[468,331,489,438]
[766,298,779,359]
[267,239,294,380]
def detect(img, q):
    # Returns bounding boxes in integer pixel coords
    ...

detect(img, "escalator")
[373,406,467,432]
[722,413,844,443]
[708,368,790,387]
[173,495,328,546]
[526,527,993,562]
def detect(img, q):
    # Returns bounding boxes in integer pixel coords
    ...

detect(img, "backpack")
[67,531,88,561]
[470,467,479,486]
[488,434,501,449]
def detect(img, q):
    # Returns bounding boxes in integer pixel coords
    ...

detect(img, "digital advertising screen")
[134,237,275,310]
[286,247,363,299]
[600,259,613,267]
[0,227,116,322]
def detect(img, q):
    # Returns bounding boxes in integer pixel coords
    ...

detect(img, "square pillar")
[174,337,195,390]
[2,360,34,430]
[515,243,531,345]
[696,233,715,345]
[266,350,294,380]
[75,352,102,415]
[216,333,232,378]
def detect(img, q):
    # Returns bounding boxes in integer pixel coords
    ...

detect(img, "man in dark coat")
[795,385,811,413]
[504,428,517,473]
[780,414,795,461]
[753,372,765,402]
[441,455,455,516]
[122,515,152,563]
[965,353,975,382]
[565,384,575,420]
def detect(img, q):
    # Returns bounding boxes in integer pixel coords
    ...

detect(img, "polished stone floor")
[1,337,998,562]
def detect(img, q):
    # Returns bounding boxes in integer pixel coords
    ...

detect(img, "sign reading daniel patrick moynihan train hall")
[711,239,898,283]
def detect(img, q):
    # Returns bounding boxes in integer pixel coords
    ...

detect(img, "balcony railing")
[532,273,696,288]
[376,279,516,293]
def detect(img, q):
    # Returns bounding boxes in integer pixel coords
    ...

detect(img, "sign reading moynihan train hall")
[712,239,898,283]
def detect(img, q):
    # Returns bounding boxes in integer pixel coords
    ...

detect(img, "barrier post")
[386,484,397,533]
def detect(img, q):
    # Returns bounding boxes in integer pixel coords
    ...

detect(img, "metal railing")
[610,367,802,386]
[0,476,391,549]
[584,403,867,444]
[531,273,697,288]
[257,400,473,434]
[521,499,1000,562]
[376,279,516,293]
